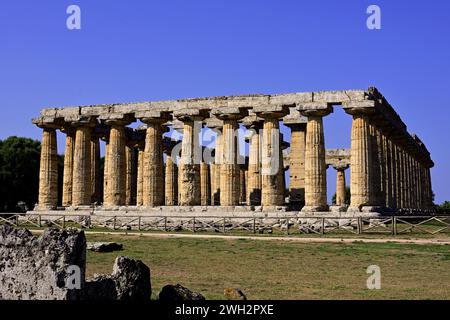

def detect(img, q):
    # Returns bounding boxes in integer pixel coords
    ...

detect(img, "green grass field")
[85,233,450,300]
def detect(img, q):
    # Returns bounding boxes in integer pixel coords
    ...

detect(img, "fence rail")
[2,213,450,236]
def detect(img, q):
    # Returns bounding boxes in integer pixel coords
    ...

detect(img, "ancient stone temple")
[32,87,434,216]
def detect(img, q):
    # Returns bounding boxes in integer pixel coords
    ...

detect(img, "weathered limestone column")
[175,109,208,206]
[253,105,290,207]
[72,118,96,207]
[61,127,75,207]
[136,141,145,206]
[125,141,138,206]
[200,160,211,206]
[90,132,102,204]
[395,144,403,209]
[165,143,178,206]
[212,107,248,206]
[36,123,59,210]
[239,164,247,204]
[389,140,398,209]
[102,117,130,207]
[374,127,385,208]
[383,134,394,210]
[285,122,306,207]
[334,165,349,206]
[206,119,223,206]
[344,103,376,212]
[299,104,332,212]
[243,117,262,206]
[139,114,169,207]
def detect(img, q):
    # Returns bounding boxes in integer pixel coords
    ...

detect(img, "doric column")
[139,114,169,207]
[175,109,208,206]
[165,143,178,206]
[375,128,386,208]
[125,136,138,206]
[254,105,289,207]
[200,160,211,206]
[389,140,398,209]
[136,141,145,206]
[72,118,96,207]
[344,103,376,212]
[243,117,262,206]
[212,107,248,206]
[285,122,306,207]
[334,165,349,206]
[207,119,223,206]
[61,126,75,207]
[299,104,332,212]
[101,117,131,207]
[395,144,403,209]
[36,123,59,210]
[384,135,394,210]
[239,163,247,204]
[90,132,102,205]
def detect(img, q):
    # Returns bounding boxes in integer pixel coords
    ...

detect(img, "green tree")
[0,136,41,212]
[436,201,450,213]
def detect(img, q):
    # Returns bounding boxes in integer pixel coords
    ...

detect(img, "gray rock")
[158,284,205,301]
[87,242,123,252]
[112,256,151,301]
[0,225,86,300]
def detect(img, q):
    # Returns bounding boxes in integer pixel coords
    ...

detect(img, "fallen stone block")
[158,284,205,301]
[87,242,123,252]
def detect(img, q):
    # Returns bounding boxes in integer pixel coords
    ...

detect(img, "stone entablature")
[32,87,435,214]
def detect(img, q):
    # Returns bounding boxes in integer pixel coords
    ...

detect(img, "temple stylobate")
[32,87,434,216]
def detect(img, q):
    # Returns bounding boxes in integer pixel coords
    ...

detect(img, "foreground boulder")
[84,256,151,301]
[158,284,205,301]
[0,225,86,300]
[0,225,151,301]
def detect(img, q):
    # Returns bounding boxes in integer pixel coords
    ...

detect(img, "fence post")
[138,217,141,231]
[253,218,256,234]
[38,215,42,228]
[321,218,325,235]
[393,216,397,236]
[113,217,116,230]
[286,218,290,236]
[223,218,226,233]
[15,215,19,227]
[164,217,167,232]
[358,217,362,235]
[192,218,196,233]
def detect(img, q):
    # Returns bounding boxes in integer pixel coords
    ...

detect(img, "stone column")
[140,116,168,207]
[72,119,96,207]
[395,144,403,209]
[254,105,289,207]
[375,128,386,208]
[125,142,138,206]
[334,165,349,206]
[136,141,145,206]
[384,135,394,210]
[175,109,208,206]
[212,108,248,206]
[211,126,223,206]
[345,106,375,212]
[90,133,101,204]
[103,119,129,207]
[200,160,211,206]
[61,127,75,207]
[243,118,262,206]
[239,164,247,204]
[285,122,306,207]
[165,145,178,206]
[299,105,332,212]
[37,124,59,210]
[389,140,398,210]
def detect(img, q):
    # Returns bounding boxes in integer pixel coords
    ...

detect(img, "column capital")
[32,117,62,130]
[174,109,209,122]
[254,104,289,119]
[343,100,377,116]
[137,111,171,124]
[333,164,349,171]
[68,116,99,128]
[242,115,263,130]
[212,106,248,121]
[205,117,224,130]
[297,102,333,117]
[99,114,133,127]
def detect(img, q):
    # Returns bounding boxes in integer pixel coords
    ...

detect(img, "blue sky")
[0,0,449,203]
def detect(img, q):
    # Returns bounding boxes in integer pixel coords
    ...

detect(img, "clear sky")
[0,0,449,203]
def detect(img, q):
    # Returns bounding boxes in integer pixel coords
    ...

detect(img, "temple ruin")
[31,87,434,216]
